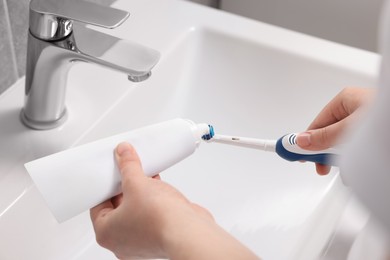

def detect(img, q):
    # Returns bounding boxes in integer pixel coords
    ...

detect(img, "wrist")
[159,207,209,258]
[160,207,259,259]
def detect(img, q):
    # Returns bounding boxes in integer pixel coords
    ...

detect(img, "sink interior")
[75,27,375,259]
[82,27,375,135]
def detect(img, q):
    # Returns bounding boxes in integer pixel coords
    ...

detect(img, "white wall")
[220,0,385,52]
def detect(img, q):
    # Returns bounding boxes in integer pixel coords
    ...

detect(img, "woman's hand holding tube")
[90,142,258,260]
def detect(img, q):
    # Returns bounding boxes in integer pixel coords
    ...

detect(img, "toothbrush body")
[207,133,338,166]
[275,133,338,165]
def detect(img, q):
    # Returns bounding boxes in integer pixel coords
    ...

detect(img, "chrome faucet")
[21,0,160,130]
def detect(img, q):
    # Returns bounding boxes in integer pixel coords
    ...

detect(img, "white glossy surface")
[0,0,379,259]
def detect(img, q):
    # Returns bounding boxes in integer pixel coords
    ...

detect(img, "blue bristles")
[202,125,215,141]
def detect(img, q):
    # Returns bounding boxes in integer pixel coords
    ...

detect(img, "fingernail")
[297,132,311,147]
[116,142,132,157]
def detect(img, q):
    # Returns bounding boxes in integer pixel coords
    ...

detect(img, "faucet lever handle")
[30,0,130,40]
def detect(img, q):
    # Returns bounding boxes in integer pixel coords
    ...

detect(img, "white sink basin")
[0,0,379,259]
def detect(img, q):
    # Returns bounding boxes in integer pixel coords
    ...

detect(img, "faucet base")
[20,109,68,130]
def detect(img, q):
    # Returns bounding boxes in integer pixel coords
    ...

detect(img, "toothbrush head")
[201,125,215,141]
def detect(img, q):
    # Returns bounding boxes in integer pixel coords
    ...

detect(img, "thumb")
[115,142,145,191]
[297,120,348,150]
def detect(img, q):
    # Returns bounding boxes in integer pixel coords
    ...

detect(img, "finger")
[90,199,115,222]
[115,142,145,191]
[308,120,347,150]
[307,87,370,131]
[315,163,331,175]
[153,174,161,180]
[302,105,364,151]
[307,92,350,131]
[297,114,354,151]
[90,200,115,250]
[111,194,123,208]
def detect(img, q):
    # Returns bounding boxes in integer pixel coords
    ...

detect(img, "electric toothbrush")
[202,125,339,166]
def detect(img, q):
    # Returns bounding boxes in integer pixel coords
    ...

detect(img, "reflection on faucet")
[21,0,160,130]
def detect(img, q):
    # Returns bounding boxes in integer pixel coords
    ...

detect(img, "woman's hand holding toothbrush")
[296,87,375,175]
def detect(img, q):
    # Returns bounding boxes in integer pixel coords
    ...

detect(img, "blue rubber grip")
[275,136,337,166]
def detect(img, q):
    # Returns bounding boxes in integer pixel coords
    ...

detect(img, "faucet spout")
[21,12,159,130]
[72,25,160,80]
[128,72,152,82]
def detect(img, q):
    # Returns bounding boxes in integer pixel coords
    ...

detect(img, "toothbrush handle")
[275,134,338,166]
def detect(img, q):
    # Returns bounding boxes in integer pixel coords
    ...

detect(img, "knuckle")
[313,128,330,148]
[95,233,123,260]
[320,127,328,144]
[94,224,113,249]
[95,232,109,248]
[118,159,130,171]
